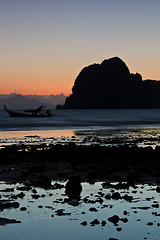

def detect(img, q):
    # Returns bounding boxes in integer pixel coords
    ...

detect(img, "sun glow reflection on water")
[0,129,75,138]
[1,127,160,148]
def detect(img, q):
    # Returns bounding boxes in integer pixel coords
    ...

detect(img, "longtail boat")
[4,105,51,117]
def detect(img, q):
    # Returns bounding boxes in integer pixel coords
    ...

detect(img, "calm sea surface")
[1,109,160,131]
[1,109,160,146]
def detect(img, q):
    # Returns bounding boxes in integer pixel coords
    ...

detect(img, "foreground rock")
[65,175,82,200]
[108,215,120,224]
[0,201,20,211]
[1,144,160,187]
[0,217,21,225]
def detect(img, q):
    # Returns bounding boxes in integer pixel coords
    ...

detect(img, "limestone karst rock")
[57,57,160,109]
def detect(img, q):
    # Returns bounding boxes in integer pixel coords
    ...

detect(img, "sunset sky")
[0,0,160,95]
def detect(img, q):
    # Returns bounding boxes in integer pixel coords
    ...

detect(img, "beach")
[1,109,160,239]
[1,143,160,239]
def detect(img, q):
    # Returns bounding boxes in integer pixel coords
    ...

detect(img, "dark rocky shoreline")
[1,143,160,231]
[0,142,160,239]
[1,143,160,186]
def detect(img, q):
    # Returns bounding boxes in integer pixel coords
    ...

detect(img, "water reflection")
[1,181,160,240]
[1,127,160,148]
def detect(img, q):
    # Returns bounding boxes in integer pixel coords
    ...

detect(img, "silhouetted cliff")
[57,57,160,109]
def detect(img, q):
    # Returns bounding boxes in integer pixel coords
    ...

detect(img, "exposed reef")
[1,143,160,238]
[1,143,160,186]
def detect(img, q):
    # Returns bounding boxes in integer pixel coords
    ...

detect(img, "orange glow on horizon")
[0,85,72,96]
[0,1,160,98]
[1,74,160,96]
[0,59,160,96]
[0,75,73,96]
[0,87,71,96]
[0,89,71,96]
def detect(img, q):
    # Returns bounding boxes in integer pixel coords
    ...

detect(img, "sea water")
[1,109,160,147]
[1,109,160,131]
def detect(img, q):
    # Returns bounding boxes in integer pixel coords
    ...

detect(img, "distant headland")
[0,93,66,109]
[56,57,160,109]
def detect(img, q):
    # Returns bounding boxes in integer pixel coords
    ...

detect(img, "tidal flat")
[0,143,160,239]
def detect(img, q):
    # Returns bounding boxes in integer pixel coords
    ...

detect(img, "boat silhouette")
[4,105,51,117]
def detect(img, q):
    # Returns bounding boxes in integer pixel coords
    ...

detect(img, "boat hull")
[4,105,51,117]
